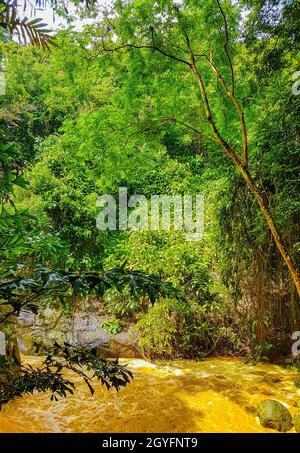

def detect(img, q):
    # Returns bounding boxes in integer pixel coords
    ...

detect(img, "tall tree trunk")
[191,63,300,298]
[240,166,300,297]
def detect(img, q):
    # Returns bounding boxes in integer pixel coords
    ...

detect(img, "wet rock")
[18,333,34,353]
[5,337,22,372]
[67,314,110,350]
[105,330,142,358]
[16,309,142,358]
[257,399,293,432]
[294,410,300,433]
[17,309,36,327]
[66,316,142,357]
[45,330,67,346]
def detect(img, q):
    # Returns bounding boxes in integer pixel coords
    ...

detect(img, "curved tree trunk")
[190,62,300,298]
[239,166,300,296]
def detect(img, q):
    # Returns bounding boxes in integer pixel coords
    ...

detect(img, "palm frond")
[0,1,54,49]
[15,16,54,49]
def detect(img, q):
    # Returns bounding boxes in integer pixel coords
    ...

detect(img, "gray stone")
[67,314,110,349]
[16,309,36,327]
[16,309,142,358]
[105,330,142,358]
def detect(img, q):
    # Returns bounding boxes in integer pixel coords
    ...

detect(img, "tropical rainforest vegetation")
[0,0,299,407]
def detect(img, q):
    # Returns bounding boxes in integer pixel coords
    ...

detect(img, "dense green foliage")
[0,0,299,372]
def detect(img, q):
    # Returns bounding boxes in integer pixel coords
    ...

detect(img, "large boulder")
[257,399,293,432]
[66,314,109,350]
[294,410,300,433]
[16,309,142,358]
[103,330,142,358]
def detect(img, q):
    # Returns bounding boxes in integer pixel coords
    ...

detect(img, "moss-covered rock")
[257,399,293,432]
[294,410,300,433]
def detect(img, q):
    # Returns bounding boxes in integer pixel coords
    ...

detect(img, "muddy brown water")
[0,357,298,433]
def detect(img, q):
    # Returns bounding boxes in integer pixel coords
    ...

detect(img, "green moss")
[257,399,293,432]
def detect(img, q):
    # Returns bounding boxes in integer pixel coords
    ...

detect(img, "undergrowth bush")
[137,298,249,359]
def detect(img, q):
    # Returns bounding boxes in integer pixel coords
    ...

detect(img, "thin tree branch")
[160,117,219,144]
[186,2,247,164]
[215,0,235,95]
[0,287,60,325]
[202,54,248,164]
[174,20,243,165]
[190,62,243,167]
[96,30,191,66]
[99,23,247,163]
[163,36,189,55]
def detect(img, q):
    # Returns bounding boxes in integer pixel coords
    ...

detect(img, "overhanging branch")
[96,28,191,66]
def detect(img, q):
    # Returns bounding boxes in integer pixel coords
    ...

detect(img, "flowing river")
[0,357,299,433]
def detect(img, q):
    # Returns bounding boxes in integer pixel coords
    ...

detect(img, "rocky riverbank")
[15,307,142,358]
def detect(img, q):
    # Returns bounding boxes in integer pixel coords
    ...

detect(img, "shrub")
[136,298,246,359]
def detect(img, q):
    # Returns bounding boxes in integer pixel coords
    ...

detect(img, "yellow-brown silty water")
[0,357,298,433]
